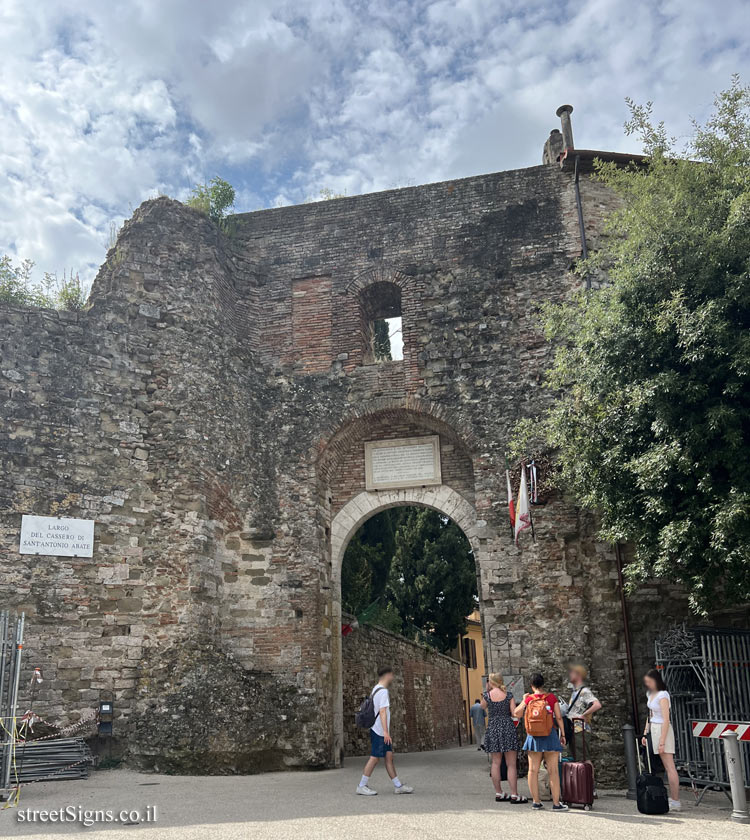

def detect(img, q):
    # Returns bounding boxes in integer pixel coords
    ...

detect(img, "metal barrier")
[655,625,750,789]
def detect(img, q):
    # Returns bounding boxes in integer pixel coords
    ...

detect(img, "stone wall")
[1,157,743,783]
[342,617,465,756]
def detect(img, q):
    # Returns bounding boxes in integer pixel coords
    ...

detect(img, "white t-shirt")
[370,684,391,737]
[647,690,670,724]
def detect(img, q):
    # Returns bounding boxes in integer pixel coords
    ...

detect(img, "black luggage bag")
[636,739,669,815]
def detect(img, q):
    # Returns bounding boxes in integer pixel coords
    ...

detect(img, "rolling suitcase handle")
[635,735,654,773]
[636,736,643,773]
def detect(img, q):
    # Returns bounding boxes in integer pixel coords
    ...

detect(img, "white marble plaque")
[19,515,95,558]
[365,435,441,490]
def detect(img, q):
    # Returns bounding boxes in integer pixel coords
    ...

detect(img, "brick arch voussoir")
[308,396,477,469]
[344,265,415,298]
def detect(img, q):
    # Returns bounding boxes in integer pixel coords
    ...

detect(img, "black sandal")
[496,793,511,802]
[511,795,529,804]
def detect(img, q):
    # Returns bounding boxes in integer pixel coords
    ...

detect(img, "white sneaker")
[669,799,681,811]
[394,784,414,794]
[356,785,377,796]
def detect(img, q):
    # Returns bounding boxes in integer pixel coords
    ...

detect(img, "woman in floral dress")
[480,673,528,803]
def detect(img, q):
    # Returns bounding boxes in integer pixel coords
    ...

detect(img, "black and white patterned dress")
[483,690,520,753]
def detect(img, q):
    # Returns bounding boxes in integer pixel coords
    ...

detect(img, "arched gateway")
[0,110,708,785]
[329,485,486,762]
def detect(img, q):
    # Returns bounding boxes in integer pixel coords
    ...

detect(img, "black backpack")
[355,686,384,729]
[562,687,585,744]
[636,740,669,814]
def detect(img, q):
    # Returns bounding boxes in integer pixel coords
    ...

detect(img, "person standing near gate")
[481,674,527,803]
[356,666,414,796]
[564,664,601,757]
[470,698,487,749]
[642,669,681,811]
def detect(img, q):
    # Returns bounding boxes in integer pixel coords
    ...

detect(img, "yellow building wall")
[459,610,486,742]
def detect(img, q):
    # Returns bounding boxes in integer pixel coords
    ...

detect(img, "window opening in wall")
[462,637,477,669]
[360,282,403,364]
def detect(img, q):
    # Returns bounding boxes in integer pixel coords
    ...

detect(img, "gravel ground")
[1,745,743,839]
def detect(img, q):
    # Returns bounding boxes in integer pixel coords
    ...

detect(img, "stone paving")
[2,745,744,839]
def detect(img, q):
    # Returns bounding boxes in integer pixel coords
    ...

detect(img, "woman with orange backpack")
[513,672,569,811]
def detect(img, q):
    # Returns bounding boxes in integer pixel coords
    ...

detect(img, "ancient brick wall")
[2,159,736,783]
[342,617,465,756]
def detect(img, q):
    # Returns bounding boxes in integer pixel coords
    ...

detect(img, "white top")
[647,690,670,724]
[370,684,391,737]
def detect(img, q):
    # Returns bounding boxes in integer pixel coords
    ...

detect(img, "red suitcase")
[561,718,594,810]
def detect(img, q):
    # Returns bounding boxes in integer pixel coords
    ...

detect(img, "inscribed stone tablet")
[364,436,441,490]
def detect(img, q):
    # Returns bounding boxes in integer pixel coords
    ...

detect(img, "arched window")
[359,282,403,363]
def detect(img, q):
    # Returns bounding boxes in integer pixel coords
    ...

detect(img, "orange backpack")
[525,693,553,736]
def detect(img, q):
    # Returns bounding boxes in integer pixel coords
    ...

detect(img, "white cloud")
[1,0,749,286]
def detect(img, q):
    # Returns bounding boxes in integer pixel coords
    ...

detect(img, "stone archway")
[329,485,489,762]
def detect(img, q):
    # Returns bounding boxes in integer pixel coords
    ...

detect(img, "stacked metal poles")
[12,738,93,783]
[0,611,25,799]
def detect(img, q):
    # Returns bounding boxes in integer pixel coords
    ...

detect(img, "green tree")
[373,319,392,361]
[0,256,86,311]
[0,255,36,305]
[388,508,477,652]
[186,177,235,225]
[536,78,750,613]
[341,509,401,614]
[340,540,376,616]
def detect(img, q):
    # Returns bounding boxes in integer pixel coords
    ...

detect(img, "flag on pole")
[505,467,516,535]
[341,617,358,637]
[514,464,531,545]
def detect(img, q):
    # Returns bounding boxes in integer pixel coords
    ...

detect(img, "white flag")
[514,466,531,545]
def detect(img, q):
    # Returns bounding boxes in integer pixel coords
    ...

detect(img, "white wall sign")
[19,515,95,558]
[503,674,525,704]
[365,435,442,490]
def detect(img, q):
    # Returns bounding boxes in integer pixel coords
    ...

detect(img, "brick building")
[1,107,742,781]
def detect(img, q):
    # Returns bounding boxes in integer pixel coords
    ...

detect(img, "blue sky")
[1,0,749,285]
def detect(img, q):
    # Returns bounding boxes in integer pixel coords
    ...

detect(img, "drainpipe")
[557,104,589,288]
[574,154,590,289]
[615,542,640,732]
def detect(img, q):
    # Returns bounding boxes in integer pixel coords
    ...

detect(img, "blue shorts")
[370,730,393,757]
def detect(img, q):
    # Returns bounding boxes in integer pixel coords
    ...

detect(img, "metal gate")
[655,625,750,787]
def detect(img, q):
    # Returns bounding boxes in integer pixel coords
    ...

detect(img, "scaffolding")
[0,611,24,800]
[655,625,750,790]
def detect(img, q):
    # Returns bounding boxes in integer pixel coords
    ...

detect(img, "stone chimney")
[542,129,564,164]
[556,104,574,150]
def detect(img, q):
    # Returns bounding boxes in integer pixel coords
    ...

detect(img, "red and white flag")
[342,617,359,637]
[506,469,516,531]
[514,466,531,545]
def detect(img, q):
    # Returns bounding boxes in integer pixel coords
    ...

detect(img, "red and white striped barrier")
[691,720,750,741]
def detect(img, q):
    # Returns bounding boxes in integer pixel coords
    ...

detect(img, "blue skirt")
[523,730,563,752]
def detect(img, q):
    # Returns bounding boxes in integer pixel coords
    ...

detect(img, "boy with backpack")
[355,666,415,796]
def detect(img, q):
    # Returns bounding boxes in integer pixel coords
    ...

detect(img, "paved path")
[1,746,743,839]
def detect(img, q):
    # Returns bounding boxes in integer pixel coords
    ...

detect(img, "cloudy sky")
[2,0,748,284]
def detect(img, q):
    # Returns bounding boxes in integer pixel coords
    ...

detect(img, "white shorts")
[650,722,675,754]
